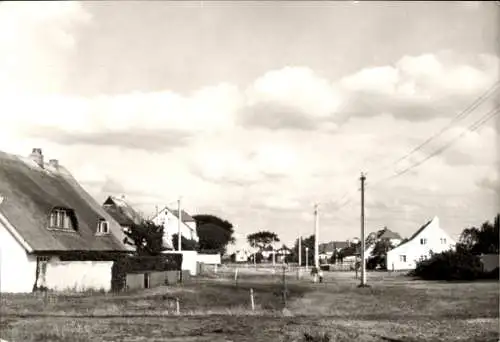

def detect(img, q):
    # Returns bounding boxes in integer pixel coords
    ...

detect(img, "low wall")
[197,253,221,265]
[45,261,113,292]
[125,273,144,291]
[480,254,499,272]
[125,271,180,290]
[162,251,198,276]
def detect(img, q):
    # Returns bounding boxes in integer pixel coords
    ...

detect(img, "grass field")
[0,270,498,342]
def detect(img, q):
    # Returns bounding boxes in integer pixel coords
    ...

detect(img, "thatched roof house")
[0,148,131,293]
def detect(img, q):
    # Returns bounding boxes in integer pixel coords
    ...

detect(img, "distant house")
[232,249,253,263]
[364,227,403,260]
[261,245,274,259]
[151,206,198,250]
[319,241,350,262]
[386,216,455,271]
[276,245,292,263]
[102,195,143,233]
[0,148,131,293]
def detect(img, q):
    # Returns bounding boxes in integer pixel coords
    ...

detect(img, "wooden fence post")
[250,288,255,311]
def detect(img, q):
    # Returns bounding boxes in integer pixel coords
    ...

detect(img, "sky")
[0,1,499,252]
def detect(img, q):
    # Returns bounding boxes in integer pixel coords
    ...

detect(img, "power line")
[366,81,500,176]
[369,106,500,188]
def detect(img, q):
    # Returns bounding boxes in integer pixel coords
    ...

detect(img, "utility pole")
[314,203,319,269]
[298,234,302,275]
[305,247,309,272]
[177,197,182,252]
[253,238,257,268]
[358,172,369,287]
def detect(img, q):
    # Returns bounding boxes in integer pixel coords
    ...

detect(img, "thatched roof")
[103,195,143,227]
[0,149,130,253]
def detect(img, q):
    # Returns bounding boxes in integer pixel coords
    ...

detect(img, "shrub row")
[409,249,498,281]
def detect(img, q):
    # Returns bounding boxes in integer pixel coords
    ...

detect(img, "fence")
[219,261,357,272]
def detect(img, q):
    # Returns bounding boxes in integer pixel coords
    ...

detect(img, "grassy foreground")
[0,271,498,342]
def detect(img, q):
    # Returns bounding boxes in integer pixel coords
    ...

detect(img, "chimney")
[29,148,44,168]
[49,159,59,169]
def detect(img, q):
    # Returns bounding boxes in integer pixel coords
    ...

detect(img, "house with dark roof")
[0,148,131,293]
[386,216,456,270]
[318,241,350,262]
[150,205,198,250]
[102,195,143,230]
[364,227,403,260]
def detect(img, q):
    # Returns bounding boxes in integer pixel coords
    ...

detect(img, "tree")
[290,235,315,266]
[123,220,165,256]
[194,214,236,254]
[248,252,264,264]
[338,242,360,261]
[459,214,499,254]
[330,249,338,264]
[410,249,484,281]
[367,239,395,270]
[171,234,198,251]
[247,231,280,251]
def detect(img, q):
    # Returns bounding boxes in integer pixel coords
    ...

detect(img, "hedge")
[409,249,491,281]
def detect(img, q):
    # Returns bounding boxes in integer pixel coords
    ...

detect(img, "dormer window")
[49,208,76,231]
[97,219,110,234]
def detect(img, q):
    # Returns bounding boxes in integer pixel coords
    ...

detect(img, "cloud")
[241,67,342,130]
[1,84,241,150]
[0,1,497,246]
[339,52,499,121]
[477,171,500,194]
[0,2,91,95]
[30,127,193,151]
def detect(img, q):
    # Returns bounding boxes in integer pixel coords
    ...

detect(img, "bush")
[303,332,331,342]
[409,249,485,281]
[484,267,499,280]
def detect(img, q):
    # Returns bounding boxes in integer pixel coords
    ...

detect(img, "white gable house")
[151,207,199,250]
[386,216,455,271]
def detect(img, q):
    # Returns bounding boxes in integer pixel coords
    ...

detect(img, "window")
[400,255,407,262]
[37,256,50,262]
[440,238,447,244]
[97,219,109,234]
[420,238,427,245]
[49,209,74,230]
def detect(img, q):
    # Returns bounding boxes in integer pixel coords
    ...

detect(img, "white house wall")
[45,261,113,292]
[162,250,198,276]
[387,217,455,270]
[0,222,37,293]
[197,253,221,265]
[152,211,199,250]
